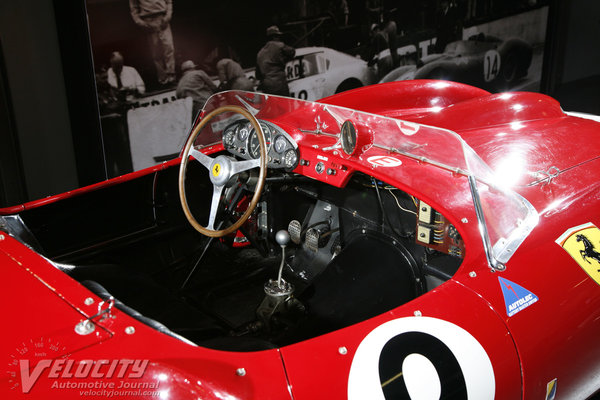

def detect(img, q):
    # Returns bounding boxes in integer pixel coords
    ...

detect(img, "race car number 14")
[483,50,501,82]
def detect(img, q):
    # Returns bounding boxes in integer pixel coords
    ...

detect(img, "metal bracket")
[74,297,115,335]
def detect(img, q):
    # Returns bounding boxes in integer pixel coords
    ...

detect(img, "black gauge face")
[341,120,357,156]
[274,135,287,153]
[248,123,272,158]
[223,129,236,148]
[283,149,299,169]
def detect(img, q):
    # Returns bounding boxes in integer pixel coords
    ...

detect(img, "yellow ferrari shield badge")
[556,222,600,285]
[212,163,221,177]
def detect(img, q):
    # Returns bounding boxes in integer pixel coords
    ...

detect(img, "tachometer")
[248,123,272,159]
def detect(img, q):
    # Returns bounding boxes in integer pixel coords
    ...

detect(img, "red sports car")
[2,80,600,399]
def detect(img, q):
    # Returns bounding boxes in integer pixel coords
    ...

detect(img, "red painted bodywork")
[2,80,600,399]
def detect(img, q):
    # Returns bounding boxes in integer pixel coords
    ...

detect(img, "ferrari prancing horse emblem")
[556,222,600,286]
[212,163,221,177]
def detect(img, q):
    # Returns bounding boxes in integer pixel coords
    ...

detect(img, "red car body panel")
[0,235,293,400]
[2,80,600,399]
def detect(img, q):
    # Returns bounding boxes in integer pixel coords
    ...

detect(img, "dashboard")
[222,119,300,170]
[220,118,465,261]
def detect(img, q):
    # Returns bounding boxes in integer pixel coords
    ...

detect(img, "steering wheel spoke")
[190,148,214,170]
[206,184,225,230]
[230,158,261,175]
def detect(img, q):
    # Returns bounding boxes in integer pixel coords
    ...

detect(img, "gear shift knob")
[275,230,290,247]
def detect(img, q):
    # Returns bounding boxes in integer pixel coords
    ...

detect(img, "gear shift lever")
[275,230,290,288]
[256,229,295,330]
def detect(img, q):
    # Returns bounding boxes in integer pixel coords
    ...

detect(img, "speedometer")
[248,123,272,159]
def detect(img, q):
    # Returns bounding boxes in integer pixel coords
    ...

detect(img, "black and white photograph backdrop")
[85,0,550,177]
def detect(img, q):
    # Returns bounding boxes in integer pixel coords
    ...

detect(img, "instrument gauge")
[274,135,288,153]
[237,124,250,141]
[283,149,299,170]
[223,129,236,148]
[248,124,272,159]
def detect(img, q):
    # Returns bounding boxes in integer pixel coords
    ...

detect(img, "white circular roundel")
[347,316,495,400]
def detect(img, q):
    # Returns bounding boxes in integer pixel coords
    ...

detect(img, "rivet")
[461,218,468,223]
[469,271,477,278]
[236,368,246,377]
[338,346,348,355]
[84,297,94,306]
[75,320,95,336]
[0,234,4,241]
[414,310,422,317]
[125,326,135,335]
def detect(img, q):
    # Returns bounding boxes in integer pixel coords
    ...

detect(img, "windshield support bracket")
[468,175,506,272]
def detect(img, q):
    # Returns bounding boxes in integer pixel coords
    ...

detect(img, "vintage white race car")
[285,47,377,101]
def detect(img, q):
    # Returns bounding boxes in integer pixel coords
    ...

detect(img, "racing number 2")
[483,50,501,82]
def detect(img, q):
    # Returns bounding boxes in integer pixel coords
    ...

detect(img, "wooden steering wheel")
[178,105,267,237]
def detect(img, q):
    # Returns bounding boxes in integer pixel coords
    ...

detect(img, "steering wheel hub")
[209,155,234,186]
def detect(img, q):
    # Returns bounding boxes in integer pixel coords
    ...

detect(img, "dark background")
[0,0,598,207]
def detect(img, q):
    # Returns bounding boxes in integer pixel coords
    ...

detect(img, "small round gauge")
[248,124,272,159]
[283,149,299,169]
[223,129,236,148]
[237,124,250,141]
[274,135,288,153]
[340,120,357,156]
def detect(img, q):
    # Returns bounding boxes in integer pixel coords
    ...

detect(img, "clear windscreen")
[194,90,538,265]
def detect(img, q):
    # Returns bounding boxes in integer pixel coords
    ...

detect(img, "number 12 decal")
[348,317,495,400]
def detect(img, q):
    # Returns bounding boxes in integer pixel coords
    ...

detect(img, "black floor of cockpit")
[175,243,282,331]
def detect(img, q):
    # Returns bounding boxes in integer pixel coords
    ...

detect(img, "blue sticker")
[498,277,538,317]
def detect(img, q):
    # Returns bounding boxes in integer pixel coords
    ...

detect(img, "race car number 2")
[348,316,495,400]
